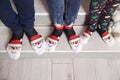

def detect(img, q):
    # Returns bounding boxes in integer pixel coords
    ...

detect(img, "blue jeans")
[46,0,82,26]
[0,0,35,33]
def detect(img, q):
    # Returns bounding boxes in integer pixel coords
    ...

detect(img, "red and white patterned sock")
[101,31,115,46]
[7,31,24,60]
[46,25,64,52]
[25,28,46,55]
[64,25,83,52]
[80,28,93,44]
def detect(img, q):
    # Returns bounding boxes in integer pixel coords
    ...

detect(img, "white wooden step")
[0,26,120,57]
[0,0,90,26]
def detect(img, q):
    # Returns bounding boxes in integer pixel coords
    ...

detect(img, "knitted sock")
[25,28,46,55]
[64,25,83,52]
[80,28,93,44]
[49,26,64,41]
[64,25,78,41]
[100,31,115,46]
[25,28,43,42]
[101,31,109,37]
[7,31,24,60]
[45,25,64,52]
[84,28,93,36]
[9,31,24,44]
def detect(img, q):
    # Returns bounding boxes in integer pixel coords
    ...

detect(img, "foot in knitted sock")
[46,26,64,52]
[80,29,93,44]
[7,31,24,60]
[101,32,115,46]
[25,28,46,55]
[64,25,83,52]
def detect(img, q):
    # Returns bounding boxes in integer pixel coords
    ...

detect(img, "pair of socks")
[46,25,82,52]
[80,28,115,46]
[7,28,45,60]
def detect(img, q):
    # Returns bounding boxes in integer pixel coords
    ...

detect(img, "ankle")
[49,25,64,41]
[64,25,77,39]
[10,31,24,43]
[49,35,59,41]
[69,35,79,41]
[25,28,39,39]
[64,25,73,30]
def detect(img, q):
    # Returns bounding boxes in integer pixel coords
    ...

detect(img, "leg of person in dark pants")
[0,0,46,60]
[13,0,46,56]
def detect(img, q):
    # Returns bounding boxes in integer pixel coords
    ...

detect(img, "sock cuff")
[49,35,59,41]
[55,25,64,30]
[69,35,78,40]
[25,28,38,39]
[102,32,109,37]
[9,40,22,44]
[50,27,63,37]
[64,25,73,30]
[30,34,42,42]
[85,29,92,35]
[10,31,24,43]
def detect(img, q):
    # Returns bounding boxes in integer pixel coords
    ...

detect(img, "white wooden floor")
[0,58,120,80]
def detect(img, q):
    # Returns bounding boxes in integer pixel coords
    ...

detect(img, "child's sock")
[7,31,24,60]
[64,25,76,39]
[49,26,64,41]
[25,28,46,55]
[64,25,83,52]
[80,28,93,44]
[101,31,115,46]
[46,25,64,52]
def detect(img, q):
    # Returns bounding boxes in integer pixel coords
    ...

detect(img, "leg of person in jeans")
[46,0,64,52]
[80,0,107,44]
[64,0,82,51]
[96,0,120,46]
[0,0,24,60]
[14,0,46,55]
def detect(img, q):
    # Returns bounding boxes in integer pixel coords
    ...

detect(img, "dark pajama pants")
[88,0,120,35]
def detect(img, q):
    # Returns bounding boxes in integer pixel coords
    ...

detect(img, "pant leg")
[0,0,23,33]
[64,0,81,25]
[97,0,120,35]
[87,0,107,32]
[13,0,35,32]
[46,0,64,25]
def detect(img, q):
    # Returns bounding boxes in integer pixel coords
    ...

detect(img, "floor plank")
[115,59,120,80]
[94,58,118,80]
[73,58,96,80]
[0,59,10,80]
[8,59,31,80]
[31,59,51,80]
[52,64,74,80]
[0,58,120,80]
[52,58,72,64]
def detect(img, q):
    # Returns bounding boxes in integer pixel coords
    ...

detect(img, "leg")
[64,0,82,51]
[46,0,64,25]
[97,0,120,35]
[14,0,46,55]
[96,0,120,46]
[45,0,64,52]
[64,0,81,25]
[13,0,35,32]
[64,0,81,38]
[88,0,107,32]
[0,0,23,32]
[0,0,24,60]
[80,0,107,44]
